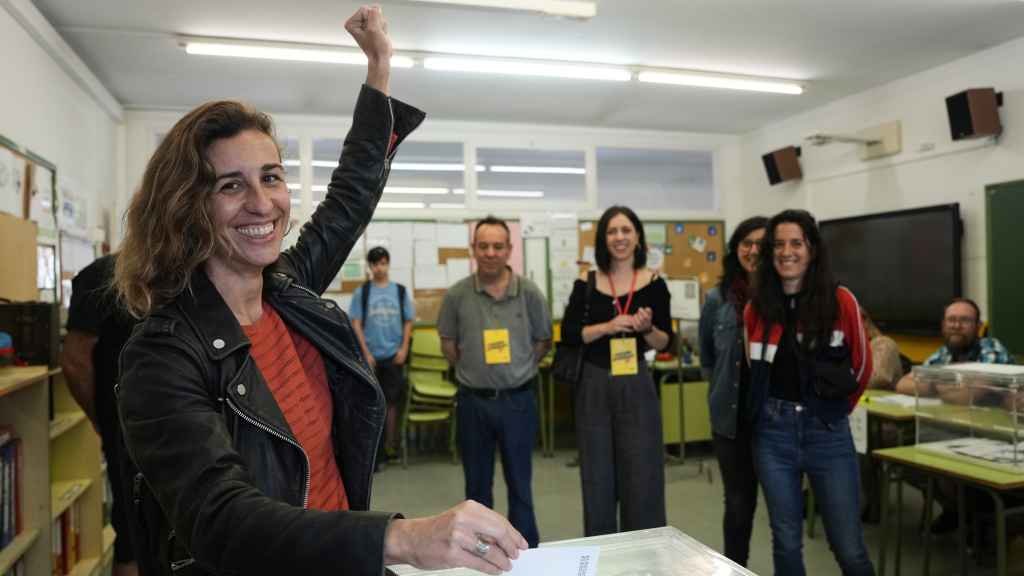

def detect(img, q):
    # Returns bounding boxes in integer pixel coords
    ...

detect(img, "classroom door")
[986,179,1024,358]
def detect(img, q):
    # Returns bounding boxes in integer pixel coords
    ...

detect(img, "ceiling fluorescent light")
[489,165,585,174]
[638,71,803,95]
[476,189,545,198]
[424,56,629,82]
[406,0,596,19]
[429,203,466,209]
[384,187,450,195]
[183,40,414,68]
[392,162,485,172]
[378,201,427,209]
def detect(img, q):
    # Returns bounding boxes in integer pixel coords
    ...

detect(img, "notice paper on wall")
[415,265,447,290]
[0,148,22,217]
[504,546,599,576]
[436,223,469,248]
[414,240,440,266]
[666,279,701,320]
[446,258,471,286]
[390,266,413,293]
[413,222,436,241]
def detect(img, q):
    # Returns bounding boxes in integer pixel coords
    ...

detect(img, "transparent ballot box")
[388,526,756,576]
[913,363,1024,474]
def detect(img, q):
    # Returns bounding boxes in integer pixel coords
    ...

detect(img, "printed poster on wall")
[0,148,22,217]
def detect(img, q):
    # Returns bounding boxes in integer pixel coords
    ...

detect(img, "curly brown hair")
[115,100,279,318]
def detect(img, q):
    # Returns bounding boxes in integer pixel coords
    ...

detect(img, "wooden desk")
[874,446,1024,576]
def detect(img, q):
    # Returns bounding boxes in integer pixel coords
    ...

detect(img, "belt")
[460,381,533,399]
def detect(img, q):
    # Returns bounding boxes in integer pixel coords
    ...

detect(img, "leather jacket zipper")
[170,558,196,572]
[381,97,395,179]
[289,270,382,505]
[225,396,311,509]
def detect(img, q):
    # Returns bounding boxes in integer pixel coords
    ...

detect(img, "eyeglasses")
[739,239,760,250]
[944,316,977,326]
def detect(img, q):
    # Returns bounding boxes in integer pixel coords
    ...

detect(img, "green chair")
[400,327,458,467]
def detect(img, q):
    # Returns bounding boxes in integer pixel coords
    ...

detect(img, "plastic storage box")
[388,526,755,576]
[913,362,1024,474]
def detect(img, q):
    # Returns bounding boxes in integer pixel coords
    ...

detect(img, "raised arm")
[276,6,425,293]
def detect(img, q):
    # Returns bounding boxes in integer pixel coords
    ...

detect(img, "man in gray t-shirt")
[438,216,551,548]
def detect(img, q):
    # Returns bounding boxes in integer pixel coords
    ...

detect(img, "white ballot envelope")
[504,547,599,576]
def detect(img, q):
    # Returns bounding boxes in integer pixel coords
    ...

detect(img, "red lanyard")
[609,270,638,317]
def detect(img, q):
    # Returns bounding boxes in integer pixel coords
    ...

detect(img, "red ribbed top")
[242,303,348,511]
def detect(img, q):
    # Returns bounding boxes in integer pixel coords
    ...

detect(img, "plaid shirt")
[923,337,1013,366]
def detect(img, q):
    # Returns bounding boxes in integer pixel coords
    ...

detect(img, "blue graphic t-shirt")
[349,282,416,360]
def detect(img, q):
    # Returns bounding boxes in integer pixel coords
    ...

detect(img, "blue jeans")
[753,398,874,576]
[456,387,540,547]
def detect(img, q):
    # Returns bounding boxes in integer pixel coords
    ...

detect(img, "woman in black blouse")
[561,205,674,536]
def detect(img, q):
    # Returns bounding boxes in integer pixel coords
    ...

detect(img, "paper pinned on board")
[446,258,471,286]
[415,265,447,290]
[437,223,470,248]
[666,279,701,320]
[415,240,440,266]
[504,546,599,576]
[643,223,667,245]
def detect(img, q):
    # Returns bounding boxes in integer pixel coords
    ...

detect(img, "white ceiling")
[34,0,1024,133]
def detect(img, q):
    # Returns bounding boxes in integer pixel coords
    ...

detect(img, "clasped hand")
[608,307,654,334]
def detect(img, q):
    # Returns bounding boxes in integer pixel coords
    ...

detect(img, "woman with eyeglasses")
[744,209,874,576]
[698,215,766,567]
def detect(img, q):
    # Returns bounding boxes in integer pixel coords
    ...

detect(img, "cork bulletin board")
[578,220,726,298]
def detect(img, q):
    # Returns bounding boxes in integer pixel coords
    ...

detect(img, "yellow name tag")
[610,338,639,376]
[483,329,512,365]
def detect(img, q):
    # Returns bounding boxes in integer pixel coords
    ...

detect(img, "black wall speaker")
[946,88,1003,141]
[762,146,802,186]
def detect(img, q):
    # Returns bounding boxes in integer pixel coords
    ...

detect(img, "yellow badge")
[483,329,512,365]
[610,338,639,376]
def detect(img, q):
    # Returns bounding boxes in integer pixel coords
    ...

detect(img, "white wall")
[737,35,1024,317]
[0,3,120,240]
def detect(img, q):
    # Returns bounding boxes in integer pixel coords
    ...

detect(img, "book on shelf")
[1,558,25,576]
[0,429,21,548]
[50,502,81,576]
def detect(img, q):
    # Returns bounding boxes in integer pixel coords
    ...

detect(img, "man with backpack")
[350,246,415,465]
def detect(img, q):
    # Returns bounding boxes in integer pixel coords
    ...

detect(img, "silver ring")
[474,538,491,557]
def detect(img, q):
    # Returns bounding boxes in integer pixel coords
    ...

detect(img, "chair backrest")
[411,327,445,358]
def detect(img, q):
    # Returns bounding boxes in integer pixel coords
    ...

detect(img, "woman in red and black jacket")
[744,209,874,576]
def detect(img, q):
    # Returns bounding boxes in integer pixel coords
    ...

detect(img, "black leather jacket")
[118,85,424,576]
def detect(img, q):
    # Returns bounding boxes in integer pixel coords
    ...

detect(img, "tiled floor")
[372,447,1024,575]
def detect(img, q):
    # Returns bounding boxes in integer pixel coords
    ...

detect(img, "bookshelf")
[0,367,112,576]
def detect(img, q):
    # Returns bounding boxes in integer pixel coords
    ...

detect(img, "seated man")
[895,298,1013,403]
[894,297,1015,534]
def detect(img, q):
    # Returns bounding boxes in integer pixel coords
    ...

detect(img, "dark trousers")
[575,361,666,536]
[754,398,875,576]
[712,429,759,567]
[456,387,540,547]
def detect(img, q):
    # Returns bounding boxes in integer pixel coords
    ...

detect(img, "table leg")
[546,371,555,457]
[677,364,686,463]
[896,471,904,576]
[536,374,548,457]
[878,461,891,576]
[957,482,967,576]
[982,488,1007,576]
[922,476,933,576]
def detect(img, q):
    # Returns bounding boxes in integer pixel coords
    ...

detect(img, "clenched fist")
[345,5,392,65]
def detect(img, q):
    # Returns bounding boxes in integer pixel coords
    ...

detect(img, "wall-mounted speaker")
[946,88,1003,141]
[762,146,802,186]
